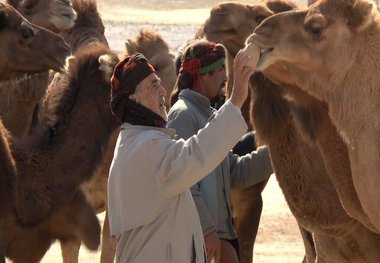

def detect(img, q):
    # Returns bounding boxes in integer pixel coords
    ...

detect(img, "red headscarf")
[179,41,226,93]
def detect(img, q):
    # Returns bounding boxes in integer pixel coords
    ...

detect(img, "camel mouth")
[256,46,275,71]
[47,48,71,73]
[49,54,68,72]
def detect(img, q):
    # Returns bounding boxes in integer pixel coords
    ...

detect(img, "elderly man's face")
[129,73,168,121]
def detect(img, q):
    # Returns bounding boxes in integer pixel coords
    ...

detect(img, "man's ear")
[129,94,138,102]
[128,93,140,103]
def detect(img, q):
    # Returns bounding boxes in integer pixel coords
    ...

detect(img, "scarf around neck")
[123,98,167,128]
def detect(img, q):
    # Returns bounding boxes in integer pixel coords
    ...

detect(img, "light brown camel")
[250,0,380,232]
[1,0,77,139]
[250,71,380,262]
[199,1,296,262]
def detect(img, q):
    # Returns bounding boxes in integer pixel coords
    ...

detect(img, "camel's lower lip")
[256,47,275,71]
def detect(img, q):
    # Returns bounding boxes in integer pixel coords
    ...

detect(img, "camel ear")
[125,39,137,54]
[348,0,374,31]
[98,54,119,83]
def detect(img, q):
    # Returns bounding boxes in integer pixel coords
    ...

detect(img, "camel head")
[6,0,77,33]
[98,53,119,83]
[124,29,176,108]
[248,0,378,98]
[0,3,70,81]
[202,0,297,57]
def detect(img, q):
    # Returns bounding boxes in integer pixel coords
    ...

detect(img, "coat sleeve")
[229,146,273,189]
[152,100,248,198]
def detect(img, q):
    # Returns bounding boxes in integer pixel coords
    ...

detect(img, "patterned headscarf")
[110,53,167,127]
[180,40,226,93]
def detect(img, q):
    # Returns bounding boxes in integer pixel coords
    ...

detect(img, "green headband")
[200,57,225,74]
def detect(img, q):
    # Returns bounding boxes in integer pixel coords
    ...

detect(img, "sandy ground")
[8,2,307,262]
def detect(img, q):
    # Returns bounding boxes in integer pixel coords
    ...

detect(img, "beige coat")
[108,101,247,263]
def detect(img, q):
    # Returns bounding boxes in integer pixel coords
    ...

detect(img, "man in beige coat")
[107,51,254,263]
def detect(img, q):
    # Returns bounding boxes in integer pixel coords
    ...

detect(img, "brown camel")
[0,3,71,262]
[0,121,16,263]
[0,3,70,81]
[60,0,108,53]
[250,0,380,232]
[1,0,77,139]
[6,42,120,263]
[13,0,115,262]
[199,1,296,262]
[7,0,77,32]
[0,1,70,215]
[250,71,380,262]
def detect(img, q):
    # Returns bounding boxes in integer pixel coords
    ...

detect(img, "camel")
[0,121,16,263]
[250,72,380,262]
[7,0,77,33]
[7,0,115,262]
[0,1,70,214]
[123,29,177,108]
[0,3,72,262]
[0,3,70,81]
[5,42,120,263]
[250,0,380,232]
[1,0,77,139]
[199,1,296,262]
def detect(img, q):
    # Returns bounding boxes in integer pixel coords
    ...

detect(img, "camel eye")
[21,25,34,39]
[310,26,322,38]
[22,0,36,12]
[305,21,323,39]
[305,14,326,39]
[310,26,321,34]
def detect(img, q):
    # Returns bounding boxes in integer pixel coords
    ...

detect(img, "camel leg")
[231,180,267,263]
[100,209,117,263]
[60,240,80,263]
[0,223,4,263]
[298,225,315,263]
